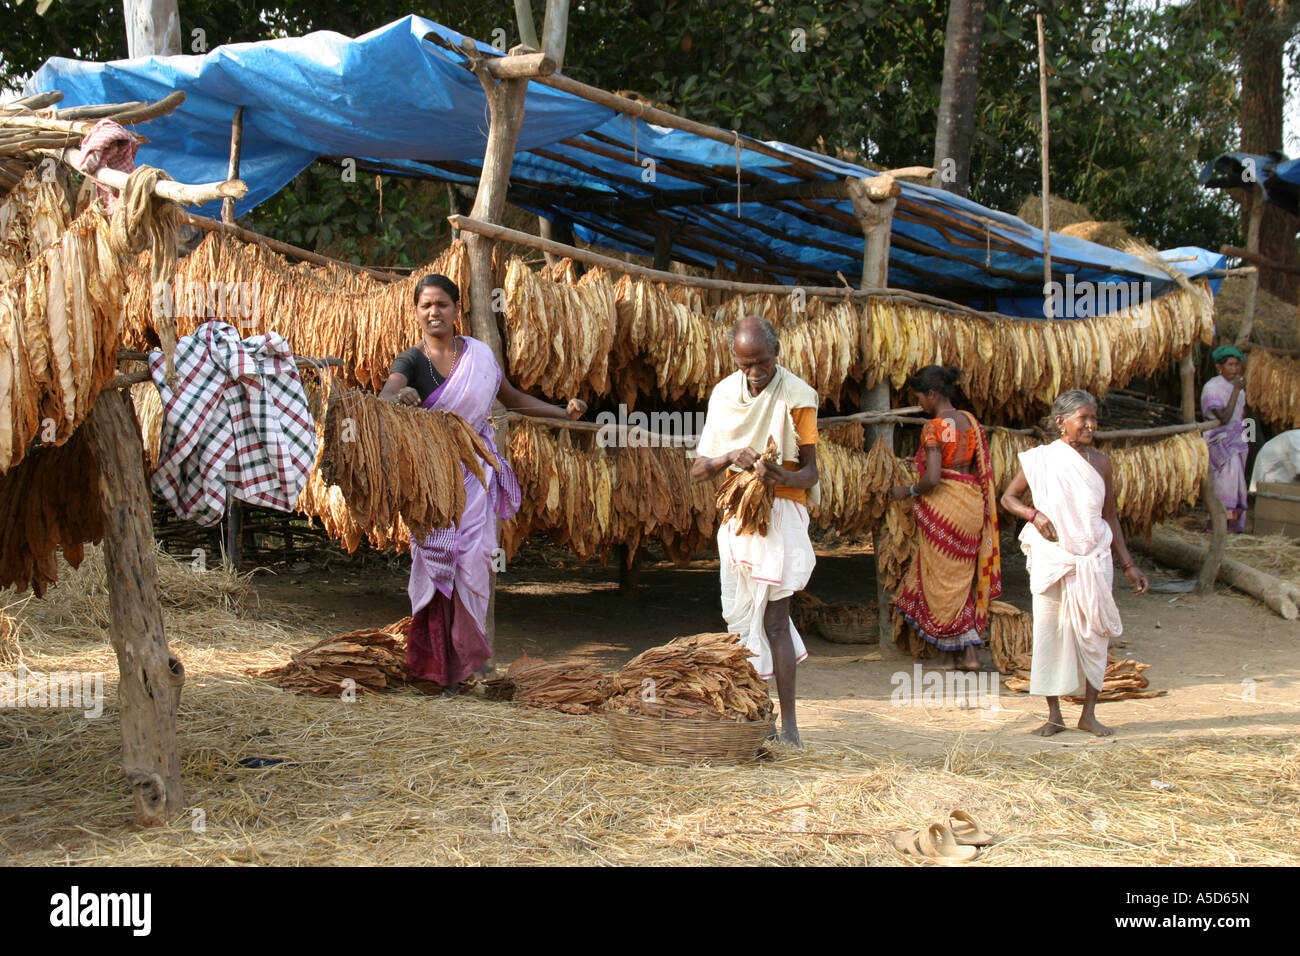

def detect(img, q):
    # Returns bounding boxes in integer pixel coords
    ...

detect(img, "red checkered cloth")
[76,119,140,214]
[149,321,319,527]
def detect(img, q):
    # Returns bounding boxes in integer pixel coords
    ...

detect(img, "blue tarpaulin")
[28,15,1224,316]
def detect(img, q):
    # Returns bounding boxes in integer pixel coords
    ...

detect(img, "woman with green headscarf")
[1201,345,1249,533]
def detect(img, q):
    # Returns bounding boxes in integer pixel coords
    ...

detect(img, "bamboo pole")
[1036,13,1053,317]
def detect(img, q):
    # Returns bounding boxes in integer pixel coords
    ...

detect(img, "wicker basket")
[817,601,878,644]
[606,712,774,766]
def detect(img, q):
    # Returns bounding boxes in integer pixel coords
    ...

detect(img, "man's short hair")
[731,315,780,353]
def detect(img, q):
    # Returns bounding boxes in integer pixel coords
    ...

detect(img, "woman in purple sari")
[379,274,586,691]
[1201,345,1249,534]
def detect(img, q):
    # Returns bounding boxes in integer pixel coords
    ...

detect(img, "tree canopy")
[0,1,1271,262]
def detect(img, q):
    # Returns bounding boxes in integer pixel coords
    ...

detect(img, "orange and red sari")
[894,411,1002,651]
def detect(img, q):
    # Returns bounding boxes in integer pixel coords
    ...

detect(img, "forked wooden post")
[85,390,185,825]
[847,177,902,656]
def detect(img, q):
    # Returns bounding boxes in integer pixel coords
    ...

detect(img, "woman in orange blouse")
[889,366,1002,670]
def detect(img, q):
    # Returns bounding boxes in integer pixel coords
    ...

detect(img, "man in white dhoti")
[692,317,820,747]
[1001,390,1149,737]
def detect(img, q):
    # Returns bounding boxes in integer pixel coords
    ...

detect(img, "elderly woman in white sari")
[1001,390,1149,737]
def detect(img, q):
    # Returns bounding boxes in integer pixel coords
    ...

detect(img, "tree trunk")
[122,0,182,58]
[85,390,186,826]
[1238,0,1300,303]
[931,0,986,197]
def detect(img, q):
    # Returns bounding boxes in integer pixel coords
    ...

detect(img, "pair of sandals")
[892,810,991,863]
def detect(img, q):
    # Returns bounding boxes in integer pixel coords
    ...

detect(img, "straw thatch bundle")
[603,633,774,721]
[1059,220,1141,250]
[262,618,410,697]
[1016,194,1094,230]
[1212,275,1297,350]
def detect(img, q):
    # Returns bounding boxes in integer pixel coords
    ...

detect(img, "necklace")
[420,336,461,389]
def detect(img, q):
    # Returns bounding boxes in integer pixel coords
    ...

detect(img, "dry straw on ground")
[1162,522,1300,590]
[2,546,1296,866]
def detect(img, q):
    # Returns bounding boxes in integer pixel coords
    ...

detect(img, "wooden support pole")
[541,0,571,70]
[848,178,902,657]
[514,0,541,49]
[653,220,675,271]
[85,390,185,826]
[221,106,244,225]
[538,215,578,269]
[461,39,545,658]
[1179,354,1197,424]
[1235,184,1265,347]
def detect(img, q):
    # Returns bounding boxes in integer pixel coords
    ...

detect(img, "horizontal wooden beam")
[38,146,244,205]
[556,175,899,212]
[1092,420,1215,441]
[448,213,1036,320]
[178,212,411,281]
[1221,244,1300,277]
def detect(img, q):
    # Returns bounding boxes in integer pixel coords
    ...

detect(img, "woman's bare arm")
[497,376,585,420]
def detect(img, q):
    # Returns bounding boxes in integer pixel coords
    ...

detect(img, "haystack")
[1016,194,1094,230]
[1211,274,1299,350]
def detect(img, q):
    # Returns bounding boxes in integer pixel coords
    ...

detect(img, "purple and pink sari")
[407,336,521,685]
[1201,374,1248,533]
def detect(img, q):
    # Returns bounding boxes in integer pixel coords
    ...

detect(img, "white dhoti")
[1018,441,1123,698]
[718,497,815,679]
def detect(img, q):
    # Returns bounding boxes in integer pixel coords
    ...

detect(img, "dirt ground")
[3,527,1296,866]
[255,528,1300,757]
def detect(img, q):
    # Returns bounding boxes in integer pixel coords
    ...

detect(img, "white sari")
[1018,441,1121,696]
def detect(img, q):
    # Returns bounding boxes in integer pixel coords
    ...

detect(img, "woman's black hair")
[906,365,961,398]
[413,273,460,306]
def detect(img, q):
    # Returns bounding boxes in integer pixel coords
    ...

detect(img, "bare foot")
[777,724,803,748]
[1077,715,1113,736]
[1031,720,1068,736]
[957,646,979,671]
[441,683,460,699]
[932,652,957,672]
